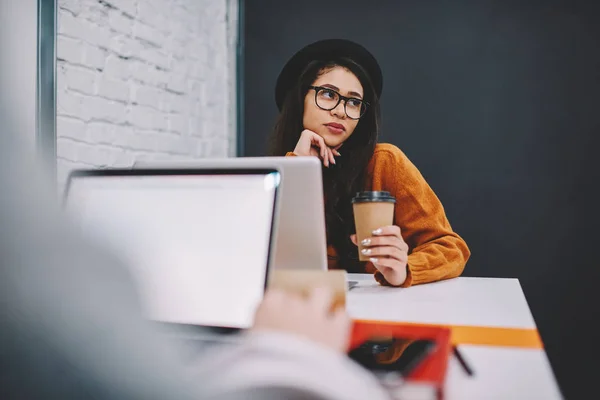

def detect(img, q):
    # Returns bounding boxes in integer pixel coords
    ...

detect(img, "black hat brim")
[274,39,383,111]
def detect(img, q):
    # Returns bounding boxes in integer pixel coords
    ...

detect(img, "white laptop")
[133,157,329,273]
[62,167,281,337]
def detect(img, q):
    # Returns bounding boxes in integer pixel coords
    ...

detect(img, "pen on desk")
[453,346,474,377]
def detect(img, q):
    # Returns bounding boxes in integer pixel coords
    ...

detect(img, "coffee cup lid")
[351,191,396,203]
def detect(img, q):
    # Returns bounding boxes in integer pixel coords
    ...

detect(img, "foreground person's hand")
[252,287,350,352]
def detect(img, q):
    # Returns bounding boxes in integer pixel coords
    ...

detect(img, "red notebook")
[349,320,452,400]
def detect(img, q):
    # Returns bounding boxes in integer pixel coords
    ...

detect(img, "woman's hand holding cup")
[351,226,408,286]
[350,191,408,286]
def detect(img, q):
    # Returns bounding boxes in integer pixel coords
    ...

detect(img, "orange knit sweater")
[287,143,470,287]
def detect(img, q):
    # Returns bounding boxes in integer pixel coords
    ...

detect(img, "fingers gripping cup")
[352,191,396,261]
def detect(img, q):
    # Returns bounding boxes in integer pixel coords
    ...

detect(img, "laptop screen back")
[64,169,280,330]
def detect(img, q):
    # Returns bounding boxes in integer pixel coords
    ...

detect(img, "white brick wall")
[56,0,238,186]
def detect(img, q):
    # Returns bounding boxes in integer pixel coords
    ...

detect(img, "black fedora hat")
[274,38,383,111]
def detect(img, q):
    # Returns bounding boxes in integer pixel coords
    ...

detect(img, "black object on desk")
[453,346,474,376]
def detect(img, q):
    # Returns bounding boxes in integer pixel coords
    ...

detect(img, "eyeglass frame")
[308,85,370,120]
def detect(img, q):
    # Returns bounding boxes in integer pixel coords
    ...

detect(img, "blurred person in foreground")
[0,104,389,400]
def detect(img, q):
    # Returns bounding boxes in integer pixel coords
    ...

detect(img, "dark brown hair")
[267,57,381,272]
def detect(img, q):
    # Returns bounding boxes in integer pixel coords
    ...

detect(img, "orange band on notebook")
[449,325,543,348]
[353,319,543,349]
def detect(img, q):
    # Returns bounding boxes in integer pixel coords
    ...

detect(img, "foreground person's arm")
[194,289,390,400]
[0,133,388,400]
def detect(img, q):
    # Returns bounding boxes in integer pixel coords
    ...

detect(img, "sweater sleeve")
[191,330,391,400]
[371,145,471,287]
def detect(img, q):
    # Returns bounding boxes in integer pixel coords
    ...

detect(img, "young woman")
[268,39,470,287]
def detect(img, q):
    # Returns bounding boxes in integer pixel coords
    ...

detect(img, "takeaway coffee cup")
[352,191,396,261]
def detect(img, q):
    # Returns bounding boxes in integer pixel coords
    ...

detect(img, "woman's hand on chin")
[293,129,342,168]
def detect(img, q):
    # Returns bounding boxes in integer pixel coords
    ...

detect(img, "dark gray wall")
[242,0,600,398]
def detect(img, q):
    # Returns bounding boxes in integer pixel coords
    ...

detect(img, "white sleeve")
[190,330,391,400]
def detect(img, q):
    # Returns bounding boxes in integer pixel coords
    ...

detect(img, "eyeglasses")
[309,86,369,120]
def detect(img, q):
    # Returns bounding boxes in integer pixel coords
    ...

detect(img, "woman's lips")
[325,123,345,134]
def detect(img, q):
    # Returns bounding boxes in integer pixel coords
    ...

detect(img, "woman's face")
[303,66,363,148]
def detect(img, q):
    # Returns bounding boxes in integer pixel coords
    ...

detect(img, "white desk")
[346,274,563,400]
